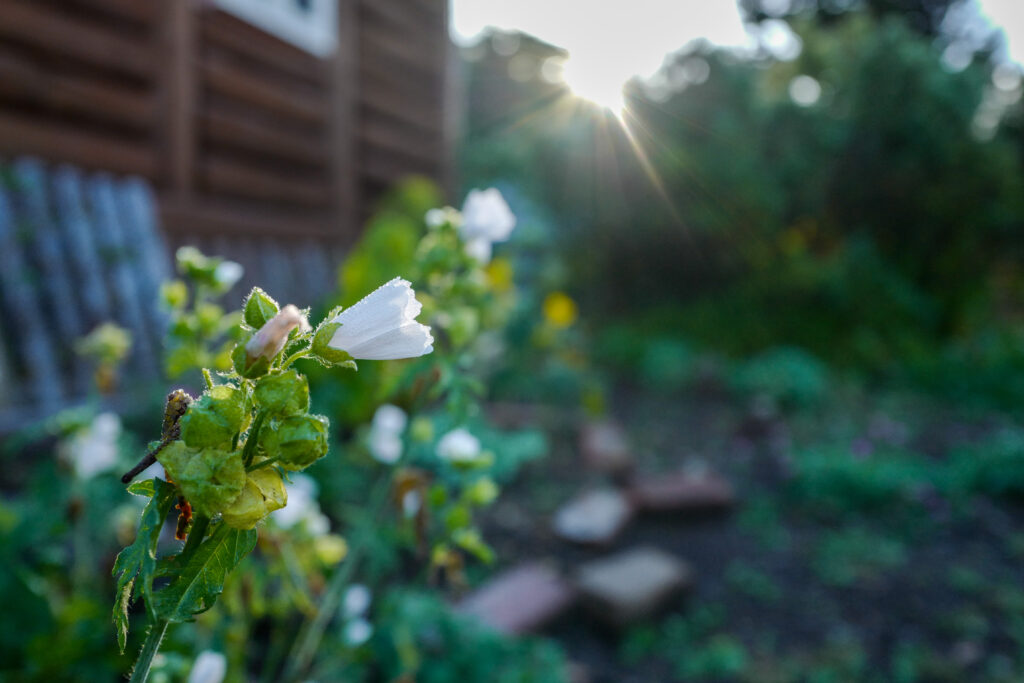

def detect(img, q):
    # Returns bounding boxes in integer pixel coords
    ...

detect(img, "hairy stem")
[128,618,168,683]
[242,412,267,469]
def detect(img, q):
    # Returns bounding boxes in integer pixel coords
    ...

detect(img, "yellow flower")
[542,291,578,329]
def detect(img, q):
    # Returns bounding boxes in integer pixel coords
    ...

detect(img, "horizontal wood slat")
[201,155,331,208]
[0,111,155,176]
[0,0,153,79]
[201,8,328,88]
[0,49,153,129]
[201,108,327,168]
[201,52,328,126]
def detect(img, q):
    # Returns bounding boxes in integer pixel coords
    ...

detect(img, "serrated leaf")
[154,522,257,623]
[111,478,177,653]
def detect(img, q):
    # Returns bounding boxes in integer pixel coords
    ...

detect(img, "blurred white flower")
[188,651,227,683]
[344,618,373,646]
[246,304,308,363]
[464,238,493,264]
[367,404,407,464]
[459,188,516,263]
[402,489,422,518]
[343,584,372,618]
[328,279,433,360]
[461,188,516,242]
[63,412,121,479]
[368,430,402,464]
[425,206,461,228]
[213,260,244,290]
[272,474,330,535]
[436,428,482,463]
[372,404,407,435]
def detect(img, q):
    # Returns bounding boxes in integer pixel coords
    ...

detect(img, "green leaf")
[244,287,280,329]
[111,478,177,653]
[126,479,156,497]
[154,522,257,623]
[452,528,494,564]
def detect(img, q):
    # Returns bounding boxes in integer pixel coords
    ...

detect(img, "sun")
[562,55,626,115]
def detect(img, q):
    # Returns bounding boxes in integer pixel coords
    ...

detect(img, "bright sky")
[451,0,1024,108]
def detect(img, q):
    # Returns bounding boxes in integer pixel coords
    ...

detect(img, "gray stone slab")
[579,420,633,475]
[456,562,576,635]
[628,470,736,514]
[576,547,692,627]
[553,488,634,546]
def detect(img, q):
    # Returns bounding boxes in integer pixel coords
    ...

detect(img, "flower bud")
[254,370,309,417]
[157,442,246,517]
[231,332,271,379]
[221,467,287,529]
[243,287,280,329]
[261,414,330,471]
[245,305,307,364]
[179,384,248,450]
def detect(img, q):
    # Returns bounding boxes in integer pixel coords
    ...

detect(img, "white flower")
[402,489,422,518]
[459,188,516,262]
[366,404,407,464]
[343,584,372,618]
[213,260,244,290]
[464,238,493,264]
[328,278,433,360]
[246,304,308,362]
[461,188,516,243]
[344,618,373,646]
[63,412,121,479]
[436,428,482,463]
[372,404,407,435]
[188,651,227,683]
[368,430,402,464]
[272,474,330,535]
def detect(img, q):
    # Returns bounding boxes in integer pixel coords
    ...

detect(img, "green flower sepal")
[157,442,246,517]
[261,414,330,471]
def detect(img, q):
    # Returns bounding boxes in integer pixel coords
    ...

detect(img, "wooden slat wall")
[356,0,449,207]
[0,0,451,290]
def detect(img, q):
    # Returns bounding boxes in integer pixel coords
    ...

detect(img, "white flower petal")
[188,651,227,683]
[344,584,372,618]
[464,238,493,264]
[328,278,433,360]
[368,430,402,464]
[372,404,407,435]
[460,188,516,243]
[436,428,482,463]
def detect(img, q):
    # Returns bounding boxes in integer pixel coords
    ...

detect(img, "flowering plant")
[112,280,432,683]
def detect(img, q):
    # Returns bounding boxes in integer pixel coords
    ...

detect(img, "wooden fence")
[0,0,452,303]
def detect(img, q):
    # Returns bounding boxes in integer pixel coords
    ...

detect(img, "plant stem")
[280,348,311,370]
[246,455,281,472]
[202,368,214,390]
[282,475,390,681]
[242,412,267,469]
[129,618,168,683]
[182,514,211,558]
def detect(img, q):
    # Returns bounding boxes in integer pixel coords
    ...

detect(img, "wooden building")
[0,0,454,427]
[0,0,453,300]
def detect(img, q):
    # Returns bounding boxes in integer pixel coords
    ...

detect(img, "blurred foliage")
[461,9,1024,388]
